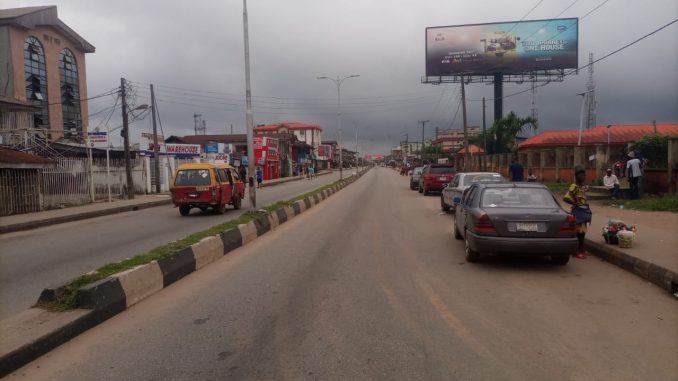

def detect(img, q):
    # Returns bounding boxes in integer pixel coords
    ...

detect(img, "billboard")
[426,18,578,76]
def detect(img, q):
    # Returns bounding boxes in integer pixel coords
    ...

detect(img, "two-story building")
[0,6,95,142]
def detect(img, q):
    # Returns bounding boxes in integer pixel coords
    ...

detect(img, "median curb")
[585,239,678,295]
[0,169,368,377]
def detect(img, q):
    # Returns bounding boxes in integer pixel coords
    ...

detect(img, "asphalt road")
[0,171,346,319]
[6,167,677,380]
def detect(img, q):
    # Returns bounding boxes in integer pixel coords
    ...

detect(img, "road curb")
[0,199,173,235]
[585,239,678,295]
[0,168,369,377]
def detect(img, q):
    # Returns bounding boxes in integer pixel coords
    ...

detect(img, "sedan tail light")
[560,214,576,233]
[474,213,496,232]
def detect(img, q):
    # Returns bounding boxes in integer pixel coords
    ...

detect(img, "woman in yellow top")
[563,165,592,259]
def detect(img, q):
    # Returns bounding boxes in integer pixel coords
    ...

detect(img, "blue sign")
[205,142,219,154]
[241,156,248,166]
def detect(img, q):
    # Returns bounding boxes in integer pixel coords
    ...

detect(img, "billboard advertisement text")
[426,18,578,76]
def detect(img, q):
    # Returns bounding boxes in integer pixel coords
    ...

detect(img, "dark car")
[419,164,456,195]
[452,182,577,265]
[409,166,424,190]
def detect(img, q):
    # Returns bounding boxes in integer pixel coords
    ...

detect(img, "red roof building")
[519,123,678,150]
[255,123,322,150]
[456,144,485,155]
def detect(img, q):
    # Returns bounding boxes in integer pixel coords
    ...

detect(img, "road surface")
[0,171,344,319]
[6,167,677,380]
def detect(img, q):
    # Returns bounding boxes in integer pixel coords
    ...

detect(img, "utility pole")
[230,123,234,134]
[243,0,256,208]
[355,125,358,168]
[461,77,470,171]
[419,120,429,159]
[482,96,487,170]
[150,84,161,193]
[121,77,134,199]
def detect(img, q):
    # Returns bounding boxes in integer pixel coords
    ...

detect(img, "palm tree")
[493,111,537,153]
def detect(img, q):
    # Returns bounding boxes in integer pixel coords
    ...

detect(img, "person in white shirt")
[626,151,642,199]
[603,168,620,199]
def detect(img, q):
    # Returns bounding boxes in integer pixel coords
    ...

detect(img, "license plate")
[439,176,448,181]
[187,193,198,198]
[516,222,538,232]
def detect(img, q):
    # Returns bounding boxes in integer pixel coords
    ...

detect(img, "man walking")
[626,152,642,199]
[509,158,524,182]
[603,168,620,199]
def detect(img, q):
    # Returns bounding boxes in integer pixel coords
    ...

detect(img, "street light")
[317,74,360,179]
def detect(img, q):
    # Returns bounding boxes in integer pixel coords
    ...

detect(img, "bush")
[632,134,669,169]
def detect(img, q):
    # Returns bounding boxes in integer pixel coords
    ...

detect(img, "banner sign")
[205,142,219,154]
[87,131,108,148]
[165,144,201,156]
[426,18,578,76]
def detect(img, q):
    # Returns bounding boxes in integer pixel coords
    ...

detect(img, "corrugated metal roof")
[0,147,54,166]
[457,144,485,155]
[519,124,678,149]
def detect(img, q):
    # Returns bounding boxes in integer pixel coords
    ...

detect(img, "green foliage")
[470,111,536,154]
[544,182,571,192]
[631,134,669,169]
[621,195,678,213]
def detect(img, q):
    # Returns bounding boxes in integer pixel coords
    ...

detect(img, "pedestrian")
[564,165,592,259]
[256,166,263,189]
[603,167,620,199]
[239,165,247,186]
[309,165,315,179]
[626,151,642,199]
[526,168,537,182]
[509,157,524,182]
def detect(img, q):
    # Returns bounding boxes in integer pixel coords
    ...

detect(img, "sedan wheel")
[551,255,570,265]
[441,196,450,212]
[418,185,423,194]
[216,203,227,214]
[465,232,480,262]
[233,196,242,210]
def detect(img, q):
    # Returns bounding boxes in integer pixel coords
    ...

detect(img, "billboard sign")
[205,142,219,154]
[426,18,578,76]
[165,144,201,157]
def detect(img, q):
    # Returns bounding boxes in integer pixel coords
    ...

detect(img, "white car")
[440,172,504,212]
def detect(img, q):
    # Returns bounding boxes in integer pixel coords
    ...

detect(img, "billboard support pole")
[461,77,470,172]
[493,73,503,122]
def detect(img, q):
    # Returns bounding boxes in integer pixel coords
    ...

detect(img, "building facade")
[255,123,322,150]
[0,6,95,140]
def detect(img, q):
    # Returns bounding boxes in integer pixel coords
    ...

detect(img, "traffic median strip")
[0,168,369,377]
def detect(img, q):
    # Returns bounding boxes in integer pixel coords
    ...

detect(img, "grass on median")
[41,174,356,311]
[612,194,678,213]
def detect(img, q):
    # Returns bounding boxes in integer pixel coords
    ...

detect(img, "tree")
[470,111,536,154]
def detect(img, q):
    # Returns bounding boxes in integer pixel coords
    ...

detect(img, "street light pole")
[317,74,360,180]
[243,0,256,209]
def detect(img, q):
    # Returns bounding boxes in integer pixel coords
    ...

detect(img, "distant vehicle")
[410,166,424,190]
[419,164,456,195]
[453,182,577,265]
[171,163,244,216]
[441,172,504,212]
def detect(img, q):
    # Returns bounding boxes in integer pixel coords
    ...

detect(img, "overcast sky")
[7,0,678,154]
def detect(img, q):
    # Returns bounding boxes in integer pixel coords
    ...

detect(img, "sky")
[6,0,678,155]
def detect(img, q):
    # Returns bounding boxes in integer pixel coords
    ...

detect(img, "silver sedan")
[441,172,504,212]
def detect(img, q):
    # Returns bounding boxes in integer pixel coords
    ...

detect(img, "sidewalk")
[584,199,678,294]
[0,170,336,234]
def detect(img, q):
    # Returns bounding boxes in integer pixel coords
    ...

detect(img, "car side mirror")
[453,196,461,204]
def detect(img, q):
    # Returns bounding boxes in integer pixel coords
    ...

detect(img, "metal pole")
[577,93,586,146]
[337,76,343,179]
[243,0,256,208]
[461,77,470,171]
[482,96,487,170]
[106,146,111,202]
[355,125,358,168]
[87,141,94,202]
[493,73,503,121]
[121,77,134,199]
[150,84,161,193]
[419,120,429,159]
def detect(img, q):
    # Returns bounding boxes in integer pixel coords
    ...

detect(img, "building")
[432,127,481,153]
[254,122,322,151]
[0,6,95,142]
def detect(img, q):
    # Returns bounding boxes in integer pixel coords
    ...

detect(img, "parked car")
[441,172,504,212]
[410,166,424,190]
[419,164,456,195]
[453,182,577,265]
[170,163,245,216]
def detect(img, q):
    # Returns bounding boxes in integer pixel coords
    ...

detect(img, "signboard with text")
[426,18,578,76]
[87,131,108,148]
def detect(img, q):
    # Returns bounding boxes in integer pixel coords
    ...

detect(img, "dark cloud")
[5,0,677,154]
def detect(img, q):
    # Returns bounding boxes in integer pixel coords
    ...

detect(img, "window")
[59,49,81,136]
[174,169,212,186]
[24,36,48,128]
[480,188,558,208]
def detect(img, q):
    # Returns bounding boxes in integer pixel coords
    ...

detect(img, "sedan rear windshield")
[462,174,503,186]
[175,169,212,186]
[429,166,455,174]
[481,188,558,208]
